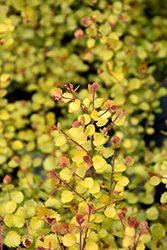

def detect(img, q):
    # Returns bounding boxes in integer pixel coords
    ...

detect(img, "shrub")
[1,0,167,249]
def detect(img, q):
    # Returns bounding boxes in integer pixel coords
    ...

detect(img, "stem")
[104,115,119,135]
[94,201,118,212]
[7,190,11,201]
[133,228,138,249]
[26,218,29,237]
[82,210,91,250]
[39,176,48,187]
[43,187,59,205]
[61,179,86,201]
[118,215,131,250]
[60,130,90,155]
[56,232,64,250]
[0,223,3,250]
[79,229,82,250]
[92,90,95,110]
[66,165,84,181]
[161,236,167,243]
[109,148,116,194]
[98,109,109,117]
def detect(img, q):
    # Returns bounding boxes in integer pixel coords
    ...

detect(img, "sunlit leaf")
[62,234,77,247]
[4,231,21,247]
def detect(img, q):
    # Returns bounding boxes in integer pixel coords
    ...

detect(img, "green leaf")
[146,207,159,221]
[150,223,166,240]
[11,0,24,10]
[43,156,56,171]
[150,176,161,186]
[160,192,167,203]
[4,231,21,247]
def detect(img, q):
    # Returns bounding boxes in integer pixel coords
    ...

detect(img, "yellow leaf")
[44,235,58,249]
[62,93,73,103]
[62,234,77,247]
[123,235,134,247]
[102,147,114,158]
[72,150,86,167]
[91,110,99,121]
[125,226,135,236]
[129,78,141,91]
[61,190,74,203]
[69,99,80,113]
[92,155,108,173]
[93,132,106,147]
[104,205,116,218]
[136,242,145,250]
[80,177,94,188]
[89,181,100,194]
[150,176,161,186]
[69,126,83,138]
[60,167,73,181]
[5,201,17,214]
[117,176,129,186]
[112,113,125,126]
[94,98,104,109]
[114,163,126,172]
[4,214,14,227]
[4,231,21,247]
[86,124,95,136]
[78,114,90,125]
[53,131,67,146]
[83,97,91,107]
[85,241,98,250]
[0,109,10,120]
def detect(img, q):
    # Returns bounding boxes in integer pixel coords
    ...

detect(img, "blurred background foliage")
[0,0,167,205]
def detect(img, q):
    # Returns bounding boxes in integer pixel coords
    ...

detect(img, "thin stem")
[56,232,64,250]
[92,90,95,110]
[61,179,86,201]
[43,187,59,205]
[0,223,3,250]
[82,210,91,250]
[7,190,11,201]
[109,148,116,194]
[118,214,131,250]
[60,130,90,155]
[79,229,82,250]
[161,236,167,243]
[94,201,118,212]
[104,115,119,135]
[39,176,48,187]
[98,109,109,117]
[26,218,29,237]
[66,165,84,180]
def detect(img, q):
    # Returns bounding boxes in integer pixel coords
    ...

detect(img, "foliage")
[0,0,167,250]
